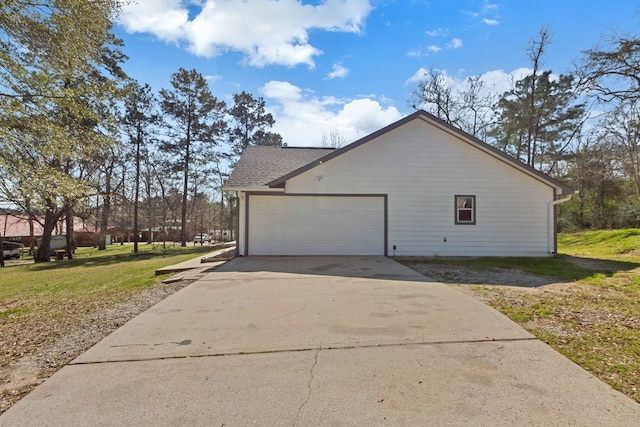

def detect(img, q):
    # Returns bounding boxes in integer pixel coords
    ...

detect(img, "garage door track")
[1,256,638,426]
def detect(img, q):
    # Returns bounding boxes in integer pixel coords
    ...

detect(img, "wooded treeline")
[1,2,639,264]
[0,1,281,263]
[410,26,640,232]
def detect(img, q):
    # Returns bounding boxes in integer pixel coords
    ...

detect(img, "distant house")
[0,214,100,247]
[223,110,574,257]
[1,214,44,247]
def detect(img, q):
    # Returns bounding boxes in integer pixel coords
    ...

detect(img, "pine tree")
[228,91,282,157]
[159,68,226,246]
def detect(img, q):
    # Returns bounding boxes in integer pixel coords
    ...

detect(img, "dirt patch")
[404,261,558,288]
[0,273,201,414]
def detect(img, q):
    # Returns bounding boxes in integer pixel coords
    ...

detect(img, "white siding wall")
[238,192,246,255]
[284,119,555,257]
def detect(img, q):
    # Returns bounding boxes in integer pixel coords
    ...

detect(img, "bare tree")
[409,68,495,140]
[321,129,346,148]
[523,26,553,166]
[579,32,640,104]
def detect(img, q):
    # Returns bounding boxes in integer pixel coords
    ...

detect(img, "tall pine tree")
[228,91,282,157]
[159,68,226,246]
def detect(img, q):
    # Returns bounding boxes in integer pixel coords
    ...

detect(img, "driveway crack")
[293,348,319,426]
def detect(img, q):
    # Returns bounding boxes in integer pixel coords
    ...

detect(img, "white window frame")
[455,195,476,225]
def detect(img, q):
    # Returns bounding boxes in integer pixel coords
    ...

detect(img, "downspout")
[547,193,575,255]
[238,192,244,256]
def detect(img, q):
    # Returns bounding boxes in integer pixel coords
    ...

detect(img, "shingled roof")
[224,146,335,189]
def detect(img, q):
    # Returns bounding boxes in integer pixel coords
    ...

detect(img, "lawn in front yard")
[399,229,640,404]
[1,243,215,365]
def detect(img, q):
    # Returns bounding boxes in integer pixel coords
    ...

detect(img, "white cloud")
[463,3,501,26]
[462,10,480,18]
[405,49,424,58]
[327,63,350,79]
[479,68,531,95]
[405,67,429,85]
[410,38,460,56]
[119,0,188,43]
[204,74,223,82]
[119,0,373,68]
[261,81,303,102]
[446,38,463,49]
[426,28,448,37]
[260,81,403,146]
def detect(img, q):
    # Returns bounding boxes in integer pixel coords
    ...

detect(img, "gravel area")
[403,261,558,288]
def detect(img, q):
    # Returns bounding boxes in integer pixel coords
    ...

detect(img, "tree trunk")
[65,211,74,259]
[26,199,35,254]
[145,165,153,244]
[133,124,142,253]
[0,234,5,268]
[35,208,57,262]
[180,138,190,247]
[99,170,112,250]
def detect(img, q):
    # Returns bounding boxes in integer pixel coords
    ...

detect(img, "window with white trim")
[455,195,475,224]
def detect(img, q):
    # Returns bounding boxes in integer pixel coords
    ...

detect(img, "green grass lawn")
[559,228,640,260]
[0,243,216,367]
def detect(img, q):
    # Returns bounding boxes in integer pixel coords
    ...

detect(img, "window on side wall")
[455,195,475,225]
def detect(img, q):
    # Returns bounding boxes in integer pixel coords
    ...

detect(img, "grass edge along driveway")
[0,244,217,413]
[400,229,640,404]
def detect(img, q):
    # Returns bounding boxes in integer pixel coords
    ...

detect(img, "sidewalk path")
[155,243,235,275]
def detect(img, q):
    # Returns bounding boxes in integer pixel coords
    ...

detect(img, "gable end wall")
[284,119,555,256]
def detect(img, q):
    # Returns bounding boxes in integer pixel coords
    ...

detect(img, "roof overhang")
[221,186,285,193]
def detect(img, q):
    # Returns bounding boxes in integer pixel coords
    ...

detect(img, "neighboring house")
[1,214,47,247]
[0,214,101,247]
[223,110,574,257]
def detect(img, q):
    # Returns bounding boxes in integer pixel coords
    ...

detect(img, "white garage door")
[248,195,385,256]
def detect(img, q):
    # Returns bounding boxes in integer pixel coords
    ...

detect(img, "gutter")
[547,193,575,255]
[221,186,285,193]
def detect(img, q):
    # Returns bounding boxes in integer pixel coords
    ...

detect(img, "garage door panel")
[248,195,384,256]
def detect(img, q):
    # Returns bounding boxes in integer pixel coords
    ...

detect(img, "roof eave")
[221,185,285,193]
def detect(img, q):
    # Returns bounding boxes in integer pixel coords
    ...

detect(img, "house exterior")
[1,214,106,247]
[223,110,574,257]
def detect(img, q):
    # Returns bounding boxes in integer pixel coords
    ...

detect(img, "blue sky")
[114,1,639,146]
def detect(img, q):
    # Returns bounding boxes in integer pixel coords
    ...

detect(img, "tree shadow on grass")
[26,246,217,271]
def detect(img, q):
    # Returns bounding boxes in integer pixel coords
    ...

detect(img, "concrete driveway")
[1,256,638,426]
